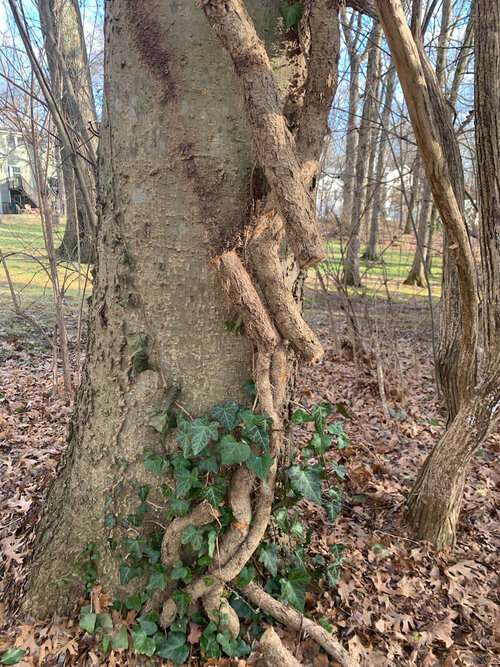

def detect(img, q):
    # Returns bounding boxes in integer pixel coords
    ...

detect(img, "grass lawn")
[0,213,443,343]
[310,234,443,307]
[0,214,89,343]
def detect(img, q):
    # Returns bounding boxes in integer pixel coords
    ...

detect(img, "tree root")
[243,582,359,667]
[254,626,302,667]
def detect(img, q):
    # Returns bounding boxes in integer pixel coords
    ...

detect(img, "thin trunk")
[363,66,396,260]
[38,0,97,262]
[404,179,432,286]
[425,203,437,273]
[404,155,422,234]
[340,14,361,237]
[31,126,72,391]
[344,21,381,286]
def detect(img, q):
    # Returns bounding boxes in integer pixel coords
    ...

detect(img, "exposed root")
[254,626,303,666]
[243,582,359,667]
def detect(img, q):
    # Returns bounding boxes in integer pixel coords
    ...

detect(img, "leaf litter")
[0,309,498,665]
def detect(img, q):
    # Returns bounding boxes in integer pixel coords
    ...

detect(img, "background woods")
[0,0,498,666]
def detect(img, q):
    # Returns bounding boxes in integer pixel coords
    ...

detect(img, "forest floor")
[0,299,498,666]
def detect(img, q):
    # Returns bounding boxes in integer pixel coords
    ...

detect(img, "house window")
[8,166,21,177]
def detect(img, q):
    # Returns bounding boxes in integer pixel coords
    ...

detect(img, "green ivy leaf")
[201,476,227,508]
[136,485,149,502]
[171,560,191,584]
[169,497,190,517]
[181,524,204,551]
[175,467,198,498]
[279,568,310,612]
[104,513,116,530]
[326,561,342,588]
[291,408,313,424]
[1,649,25,666]
[79,612,97,633]
[290,513,305,541]
[175,428,191,453]
[144,454,169,476]
[241,378,256,400]
[236,563,255,588]
[246,452,273,481]
[319,618,333,632]
[241,423,269,451]
[127,333,153,373]
[172,589,191,617]
[335,402,355,420]
[122,536,144,561]
[111,625,129,650]
[119,562,143,586]
[217,434,251,465]
[138,611,159,636]
[198,452,220,474]
[332,461,347,480]
[96,613,113,635]
[274,506,289,532]
[211,400,241,431]
[145,564,168,596]
[311,402,333,433]
[311,432,330,454]
[328,420,349,449]
[279,2,303,29]
[189,418,219,456]
[125,592,149,611]
[131,626,156,656]
[258,542,279,577]
[157,631,189,665]
[288,464,322,505]
[325,486,342,523]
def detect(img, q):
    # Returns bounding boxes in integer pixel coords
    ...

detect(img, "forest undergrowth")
[0,306,498,666]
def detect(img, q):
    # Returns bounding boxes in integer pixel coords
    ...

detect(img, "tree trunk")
[385,0,500,548]
[340,14,361,237]
[425,203,437,273]
[23,0,341,629]
[38,0,98,263]
[404,179,431,286]
[344,21,381,286]
[363,66,395,260]
[408,375,500,548]
[23,0,279,617]
[403,155,422,234]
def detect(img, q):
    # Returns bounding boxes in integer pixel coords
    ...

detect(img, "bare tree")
[37,0,98,262]
[343,20,381,285]
[375,0,500,548]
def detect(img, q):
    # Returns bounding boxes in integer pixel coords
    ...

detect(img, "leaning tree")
[21,0,372,664]
[375,0,500,548]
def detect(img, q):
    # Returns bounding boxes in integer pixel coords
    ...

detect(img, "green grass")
[311,236,442,306]
[0,214,89,341]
